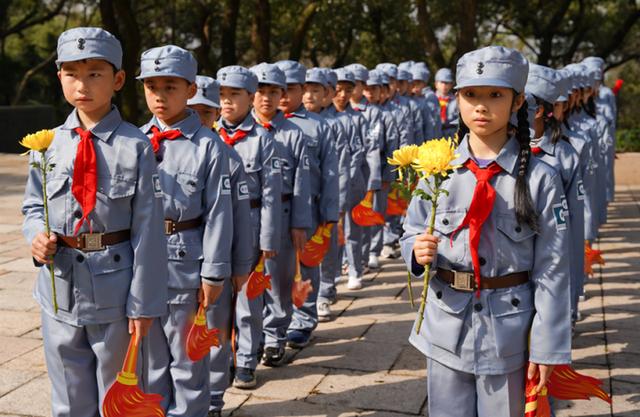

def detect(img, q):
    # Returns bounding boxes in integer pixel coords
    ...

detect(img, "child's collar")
[62,106,121,143]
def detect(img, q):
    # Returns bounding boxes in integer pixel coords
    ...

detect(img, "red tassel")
[352,191,385,226]
[185,304,220,362]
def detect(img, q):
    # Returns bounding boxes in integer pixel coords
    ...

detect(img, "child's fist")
[413,233,440,266]
[31,232,57,264]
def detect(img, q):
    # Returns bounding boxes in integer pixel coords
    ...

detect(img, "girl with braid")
[400,46,572,417]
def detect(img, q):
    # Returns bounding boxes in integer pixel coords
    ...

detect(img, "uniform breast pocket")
[46,176,70,227]
[432,210,467,264]
[176,172,203,203]
[423,276,472,354]
[243,157,263,196]
[167,243,204,289]
[96,176,136,203]
[41,251,74,312]
[88,242,134,310]
[495,215,536,267]
[488,285,535,358]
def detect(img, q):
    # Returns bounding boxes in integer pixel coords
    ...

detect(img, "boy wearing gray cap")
[137,45,234,417]
[188,75,222,128]
[213,65,282,391]
[402,46,571,417]
[435,68,459,138]
[250,62,311,367]
[23,27,168,417]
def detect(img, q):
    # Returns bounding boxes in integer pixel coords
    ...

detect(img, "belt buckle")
[82,233,104,251]
[164,220,176,235]
[451,270,474,292]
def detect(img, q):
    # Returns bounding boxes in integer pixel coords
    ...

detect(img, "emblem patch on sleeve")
[577,180,585,201]
[152,174,163,198]
[271,158,282,172]
[552,199,568,231]
[303,155,310,169]
[237,181,249,200]
[220,175,231,195]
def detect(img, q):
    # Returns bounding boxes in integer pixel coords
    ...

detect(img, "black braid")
[514,98,539,233]
[455,114,469,145]
[533,95,562,144]
[584,95,596,118]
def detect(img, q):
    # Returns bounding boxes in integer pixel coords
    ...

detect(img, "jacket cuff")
[201,262,231,280]
[528,350,572,365]
[201,277,225,286]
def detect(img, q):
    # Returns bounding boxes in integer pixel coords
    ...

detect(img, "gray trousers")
[319,229,340,301]
[345,185,367,277]
[426,358,525,417]
[144,295,210,417]
[207,279,234,412]
[41,312,130,417]
[363,188,389,258]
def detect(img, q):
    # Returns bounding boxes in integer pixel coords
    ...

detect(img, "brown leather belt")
[437,268,529,292]
[164,218,202,235]
[58,230,131,252]
[249,193,292,209]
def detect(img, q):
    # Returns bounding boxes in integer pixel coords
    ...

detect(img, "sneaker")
[233,367,257,389]
[287,329,311,349]
[207,410,221,417]
[381,245,398,259]
[317,300,332,322]
[347,275,363,290]
[262,346,287,367]
[368,254,380,269]
[334,275,344,284]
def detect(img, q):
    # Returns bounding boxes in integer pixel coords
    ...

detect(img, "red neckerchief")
[451,159,503,297]
[531,146,543,155]
[149,125,182,154]
[284,113,295,119]
[72,127,98,235]
[219,128,248,147]
[438,95,450,123]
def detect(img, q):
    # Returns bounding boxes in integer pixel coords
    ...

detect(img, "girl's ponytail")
[514,98,539,233]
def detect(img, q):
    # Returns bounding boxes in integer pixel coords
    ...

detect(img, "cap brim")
[56,53,120,69]
[187,97,220,108]
[136,71,193,83]
[455,78,515,91]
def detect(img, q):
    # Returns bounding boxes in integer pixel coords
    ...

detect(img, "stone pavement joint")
[0,153,639,416]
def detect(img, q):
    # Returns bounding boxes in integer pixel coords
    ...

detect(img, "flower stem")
[40,152,58,314]
[407,269,415,308]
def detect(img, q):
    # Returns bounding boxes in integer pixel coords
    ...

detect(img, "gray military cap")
[56,27,122,69]
[322,69,338,88]
[366,69,384,86]
[397,68,412,81]
[138,45,197,83]
[526,64,559,104]
[305,68,328,87]
[398,61,415,72]
[275,60,306,84]
[187,75,220,108]
[554,70,571,102]
[435,68,454,83]
[455,46,528,92]
[583,60,604,81]
[345,64,369,82]
[335,68,356,85]
[250,62,286,89]
[410,64,431,83]
[380,72,390,85]
[376,63,398,79]
[216,66,258,94]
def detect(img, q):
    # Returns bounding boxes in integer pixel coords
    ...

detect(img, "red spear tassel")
[300,225,326,267]
[292,251,313,308]
[584,241,605,276]
[547,364,612,404]
[185,303,220,362]
[103,331,165,417]
[612,79,623,96]
[246,254,271,300]
[337,219,345,247]
[352,190,385,226]
[386,189,405,216]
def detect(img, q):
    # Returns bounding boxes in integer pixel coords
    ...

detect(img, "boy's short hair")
[56,27,122,69]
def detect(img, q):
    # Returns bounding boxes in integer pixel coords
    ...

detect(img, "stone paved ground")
[0,152,638,417]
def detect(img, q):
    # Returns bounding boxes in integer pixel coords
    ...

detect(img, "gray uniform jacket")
[141,111,233,294]
[219,113,283,252]
[347,104,382,191]
[401,135,572,375]
[321,111,351,214]
[253,110,312,230]
[423,88,443,138]
[22,107,168,325]
[285,106,340,223]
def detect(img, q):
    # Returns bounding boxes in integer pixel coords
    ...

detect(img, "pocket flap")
[176,172,203,191]
[46,176,69,200]
[97,176,137,199]
[244,156,262,173]
[496,216,535,242]
[428,275,473,314]
[433,210,466,236]
[167,243,204,261]
[89,242,134,275]
[488,285,534,318]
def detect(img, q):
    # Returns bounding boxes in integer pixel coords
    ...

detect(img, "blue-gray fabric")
[138,45,197,83]
[56,27,122,69]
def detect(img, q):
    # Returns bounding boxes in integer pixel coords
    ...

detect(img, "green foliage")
[616,129,640,153]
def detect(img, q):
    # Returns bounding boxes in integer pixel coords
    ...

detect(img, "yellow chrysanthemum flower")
[19,129,55,154]
[412,137,461,179]
[388,144,419,168]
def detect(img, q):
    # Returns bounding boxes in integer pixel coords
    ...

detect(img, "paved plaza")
[0,153,638,416]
